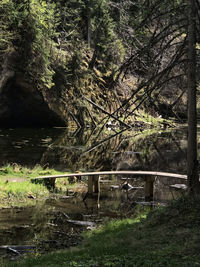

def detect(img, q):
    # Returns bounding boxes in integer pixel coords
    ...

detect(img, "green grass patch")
[0,179,49,199]
[5,195,200,267]
[0,164,64,179]
[0,164,74,206]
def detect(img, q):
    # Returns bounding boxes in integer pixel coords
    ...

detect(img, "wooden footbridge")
[34,170,187,201]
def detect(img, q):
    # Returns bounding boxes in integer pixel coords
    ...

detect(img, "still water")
[0,126,189,173]
[0,126,194,258]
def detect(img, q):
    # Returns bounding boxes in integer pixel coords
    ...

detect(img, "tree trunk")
[87,9,91,47]
[187,0,199,194]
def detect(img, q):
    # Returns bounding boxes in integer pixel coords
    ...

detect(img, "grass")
[3,195,200,267]
[0,179,49,201]
[0,164,76,206]
[0,164,64,179]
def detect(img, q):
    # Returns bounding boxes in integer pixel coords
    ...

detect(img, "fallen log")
[0,245,36,254]
[169,184,187,190]
[7,247,21,256]
[66,219,95,227]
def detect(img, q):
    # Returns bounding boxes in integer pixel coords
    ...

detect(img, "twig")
[7,247,21,256]
[61,212,70,219]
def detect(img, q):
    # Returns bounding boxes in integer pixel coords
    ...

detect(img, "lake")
[0,126,189,173]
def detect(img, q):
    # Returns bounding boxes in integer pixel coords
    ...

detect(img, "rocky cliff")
[0,50,67,127]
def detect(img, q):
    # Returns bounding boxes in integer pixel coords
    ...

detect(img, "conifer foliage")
[0,0,58,88]
[0,0,200,127]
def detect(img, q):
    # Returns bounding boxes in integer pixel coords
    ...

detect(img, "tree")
[110,0,188,120]
[111,0,200,194]
[187,0,200,194]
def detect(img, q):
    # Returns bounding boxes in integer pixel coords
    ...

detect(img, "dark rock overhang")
[0,76,67,128]
[0,50,68,128]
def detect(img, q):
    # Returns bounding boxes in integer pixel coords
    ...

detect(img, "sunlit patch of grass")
[0,163,64,179]
[0,164,86,206]
[0,164,74,205]
[0,178,49,204]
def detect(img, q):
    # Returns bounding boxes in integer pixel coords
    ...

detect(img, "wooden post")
[144,176,155,201]
[88,175,100,195]
[94,175,100,193]
[88,176,94,194]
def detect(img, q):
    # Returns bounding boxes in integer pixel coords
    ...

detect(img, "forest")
[0,0,196,127]
[1,0,200,266]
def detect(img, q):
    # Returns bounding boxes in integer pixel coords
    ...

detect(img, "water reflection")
[0,184,145,253]
[0,126,194,256]
[0,128,64,167]
[0,126,192,204]
[0,127,190,173]
[0,174,185,256]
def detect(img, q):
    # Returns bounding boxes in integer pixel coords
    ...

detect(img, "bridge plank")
[33,171,187,180]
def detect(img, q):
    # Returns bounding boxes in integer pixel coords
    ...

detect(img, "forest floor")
[4,195,200,267]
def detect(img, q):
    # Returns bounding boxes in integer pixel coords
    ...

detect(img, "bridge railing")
[33,170,187,201]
